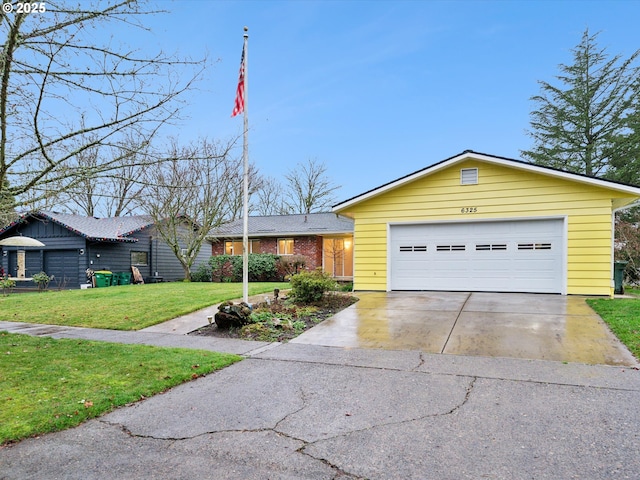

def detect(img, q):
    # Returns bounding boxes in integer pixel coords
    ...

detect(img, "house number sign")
[460,207,478,214]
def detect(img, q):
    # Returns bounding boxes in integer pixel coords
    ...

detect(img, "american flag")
[231,44,245,117]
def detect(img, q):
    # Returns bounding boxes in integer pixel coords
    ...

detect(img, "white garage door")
[389,219,564,293]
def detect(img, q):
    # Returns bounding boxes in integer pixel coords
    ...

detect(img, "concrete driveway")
[292,291,637,366]
[2,295,640,478]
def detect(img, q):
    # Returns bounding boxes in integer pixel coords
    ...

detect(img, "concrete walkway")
[140,292,275,335]
[1,293,640,479]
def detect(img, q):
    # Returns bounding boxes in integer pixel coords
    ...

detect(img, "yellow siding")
[341,160,632,295]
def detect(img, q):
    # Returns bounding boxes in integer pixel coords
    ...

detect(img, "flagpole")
[241,27,249,304]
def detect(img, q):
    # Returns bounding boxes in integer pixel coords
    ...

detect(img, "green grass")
[587,297,640,359]
[0,282,289,330]
[624,287,640,296]
[0,332,242,445]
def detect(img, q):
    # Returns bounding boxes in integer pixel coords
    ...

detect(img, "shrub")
[248,253,278,281]
[209,254,281,282]
[209,255,241,282]
[276,255,306,280]
[0,277,16,296]
[32,271,51,292]
[191,263,213,282]
[289,268,338,303]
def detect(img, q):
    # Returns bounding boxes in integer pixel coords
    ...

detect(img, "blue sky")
[140,0,640,202]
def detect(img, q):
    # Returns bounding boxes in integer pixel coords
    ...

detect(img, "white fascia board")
[482,154,640,196]
[333,151,640,212]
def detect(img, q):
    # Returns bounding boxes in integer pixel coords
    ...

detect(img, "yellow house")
[333,151,640,296]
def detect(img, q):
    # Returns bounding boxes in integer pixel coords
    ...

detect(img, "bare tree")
[0,177,16,225]
[65,141,101,217]
[252,176,287,216]
[139,137,238,280]
[282,158,340,214]
[0,1,205,213]
[60,134,147,217]
[225,162,263,221]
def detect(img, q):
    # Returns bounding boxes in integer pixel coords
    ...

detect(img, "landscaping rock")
[214,301,252,329]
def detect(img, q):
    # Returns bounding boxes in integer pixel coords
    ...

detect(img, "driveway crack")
[300,376,478,445]
[413,351,426,370]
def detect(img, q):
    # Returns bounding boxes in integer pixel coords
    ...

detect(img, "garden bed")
[189,292,358,342]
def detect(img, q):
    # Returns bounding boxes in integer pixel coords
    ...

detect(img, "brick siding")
[211,236,323,270]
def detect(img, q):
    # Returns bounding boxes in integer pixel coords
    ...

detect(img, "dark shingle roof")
[40,211,155,242]
[209,213,353,238]
[0,211,155,242]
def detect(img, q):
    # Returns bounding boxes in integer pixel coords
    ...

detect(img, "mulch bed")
[189,293,358,342]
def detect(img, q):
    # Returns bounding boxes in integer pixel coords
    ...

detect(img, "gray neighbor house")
[0,211,211,289]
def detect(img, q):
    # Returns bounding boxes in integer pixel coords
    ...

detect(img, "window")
[476,244,507,251]
[278,238,294,255]
[437,245,466,252]
[400,245,427,252]
[131,251,148,266]
[323,237,353,277]
[224,240,261,255]
[225,241,239,255]
[518,243,551,250]
[460,168,478,185]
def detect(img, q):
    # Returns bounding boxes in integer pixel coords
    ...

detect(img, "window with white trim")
[224,240,261,255]
[278,238,294,255]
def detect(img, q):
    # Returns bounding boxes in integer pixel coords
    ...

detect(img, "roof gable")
[333,150,640,212]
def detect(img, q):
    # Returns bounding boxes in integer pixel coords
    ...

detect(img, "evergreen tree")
[522,29,640,178]
[606,82,640,185]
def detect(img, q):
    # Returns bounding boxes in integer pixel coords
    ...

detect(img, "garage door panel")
[390,219,563,293]
[44,250,80,288]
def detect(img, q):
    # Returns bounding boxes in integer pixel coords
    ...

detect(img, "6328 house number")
[460,207,478,213]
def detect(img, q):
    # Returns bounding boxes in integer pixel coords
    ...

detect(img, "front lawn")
[587,296,640,359]
[0,282,289,330]
[0,332,242,445]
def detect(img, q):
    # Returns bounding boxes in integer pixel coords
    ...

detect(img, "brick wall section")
[210,236,323,269]
[211,240,225,256]
[292,236,322,269]
[259,238,278,255]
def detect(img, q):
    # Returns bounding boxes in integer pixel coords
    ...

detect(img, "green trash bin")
[94,272,111,288]
[110,273,119,286]
[119,272,132,285]
[614,261,628,295]
[94,270,112,287]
